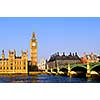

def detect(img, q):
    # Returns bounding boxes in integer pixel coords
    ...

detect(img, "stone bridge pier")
[45,65,49,73]
[67,64,71,77]
[86,63,91,78]
[67,63,91,78]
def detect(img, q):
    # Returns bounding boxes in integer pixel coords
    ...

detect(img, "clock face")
[32,42,36,46]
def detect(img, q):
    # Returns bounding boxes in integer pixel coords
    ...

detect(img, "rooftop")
[48,52,81,62]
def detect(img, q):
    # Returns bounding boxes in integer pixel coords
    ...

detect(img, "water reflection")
[0,74,100,83]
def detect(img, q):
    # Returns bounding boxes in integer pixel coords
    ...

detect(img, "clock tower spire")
[30,32,38,66]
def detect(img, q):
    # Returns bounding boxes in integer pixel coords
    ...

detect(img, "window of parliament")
[0,32,37,74]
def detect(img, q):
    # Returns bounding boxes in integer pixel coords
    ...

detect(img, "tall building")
[30,32,38,66]
[0,32,38,74]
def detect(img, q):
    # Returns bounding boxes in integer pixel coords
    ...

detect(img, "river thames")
[0,74,100,83]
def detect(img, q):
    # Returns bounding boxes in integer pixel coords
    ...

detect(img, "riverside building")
[81,53,100,64]
[46,52,81,68]
[0,32,38,74]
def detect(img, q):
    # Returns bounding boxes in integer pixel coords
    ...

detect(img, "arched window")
[11,67,13,70]
[24,62,26,65]
[24,67,26,70]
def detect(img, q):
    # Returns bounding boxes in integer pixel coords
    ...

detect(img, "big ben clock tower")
[30,32,38,66]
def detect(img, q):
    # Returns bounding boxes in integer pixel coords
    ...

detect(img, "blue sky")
[0,17,100,61]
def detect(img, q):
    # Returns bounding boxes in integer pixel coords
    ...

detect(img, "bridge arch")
[52,68,57,72]
[60,67,68,72]
[71,65,87,70]
[91,64,100,72]
[71,65,87,73]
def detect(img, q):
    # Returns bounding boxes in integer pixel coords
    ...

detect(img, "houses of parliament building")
[0,32,38,74]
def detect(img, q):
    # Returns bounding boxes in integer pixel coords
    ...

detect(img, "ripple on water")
[0,74,100,83]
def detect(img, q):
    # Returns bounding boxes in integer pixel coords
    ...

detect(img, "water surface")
[0,74,100,83]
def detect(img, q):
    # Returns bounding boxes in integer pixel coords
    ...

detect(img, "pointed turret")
[2,49,5,60]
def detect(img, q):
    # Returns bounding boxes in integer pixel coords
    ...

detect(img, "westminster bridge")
[45,62,100,78]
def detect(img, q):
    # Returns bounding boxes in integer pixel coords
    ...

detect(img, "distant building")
[46,52,81,68]
[98,56,100,62]
[81,53,99,64]
[38,58,46,70]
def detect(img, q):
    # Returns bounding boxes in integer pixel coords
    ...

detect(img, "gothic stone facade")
[0,50,28,74]
[30,33,38,66]
[0,32,37,74]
